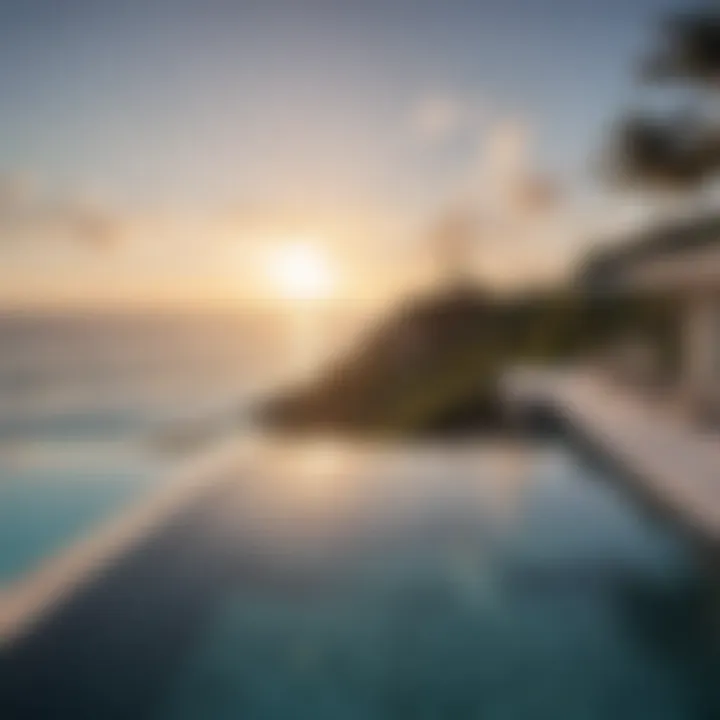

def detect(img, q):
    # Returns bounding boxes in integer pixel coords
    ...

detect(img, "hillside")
[257,282,679,436]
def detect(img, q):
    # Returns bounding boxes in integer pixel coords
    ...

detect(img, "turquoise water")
[149,443,717,720]
[3,442,718,719]
[0,449,165,582]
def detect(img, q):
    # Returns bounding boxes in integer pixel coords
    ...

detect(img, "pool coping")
[505,368,720,560]
[0,437,254,647]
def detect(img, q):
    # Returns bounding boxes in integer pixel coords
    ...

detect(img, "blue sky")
[0,0,682,304]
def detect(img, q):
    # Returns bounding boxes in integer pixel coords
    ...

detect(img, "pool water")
[3,441,718,720]
[0,439,182,583]
[154,442,717,720]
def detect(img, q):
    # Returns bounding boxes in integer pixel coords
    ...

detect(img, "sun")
[267,240,335,300]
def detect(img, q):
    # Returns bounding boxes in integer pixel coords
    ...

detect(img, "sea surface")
[0,308,327,583]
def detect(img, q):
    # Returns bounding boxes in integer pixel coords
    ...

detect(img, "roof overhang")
[579,214,720,295]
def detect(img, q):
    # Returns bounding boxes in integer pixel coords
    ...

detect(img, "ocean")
[0,308,308,583]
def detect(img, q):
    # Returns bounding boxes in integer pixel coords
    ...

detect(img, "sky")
[0,0,683,307]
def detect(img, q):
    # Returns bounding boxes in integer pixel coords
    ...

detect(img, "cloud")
[461,117,562,217]
[472,118,529,205]
[0,173,36,213]
[410,95,467,146]
[0,175,125,249]
[420,115,568,290]
[53,198,126,248]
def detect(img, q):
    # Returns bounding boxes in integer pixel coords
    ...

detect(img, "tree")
[608,7,720,194]
[643,10,720,85]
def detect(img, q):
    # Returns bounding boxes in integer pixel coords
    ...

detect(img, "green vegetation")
[258,285,680,437]
[262,6,715,438]
[607,7,720,192]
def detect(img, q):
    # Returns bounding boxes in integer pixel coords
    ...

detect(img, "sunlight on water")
[2,438,718,719]
[137,441,714,720]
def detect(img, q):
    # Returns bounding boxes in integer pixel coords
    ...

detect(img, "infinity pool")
[0,441,172,584]
[3,441,718,719]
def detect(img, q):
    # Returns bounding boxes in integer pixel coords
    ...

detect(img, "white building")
[582,214,720,416]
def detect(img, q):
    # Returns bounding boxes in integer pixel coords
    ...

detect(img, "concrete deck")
[505,369,720,544]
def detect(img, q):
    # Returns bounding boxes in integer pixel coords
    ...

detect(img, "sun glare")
[268,241,335,301]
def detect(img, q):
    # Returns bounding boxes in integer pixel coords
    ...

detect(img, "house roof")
[579,213,720,290]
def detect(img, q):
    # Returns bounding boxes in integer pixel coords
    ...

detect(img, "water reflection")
[2,441,718,719]
[204,441,535,585]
